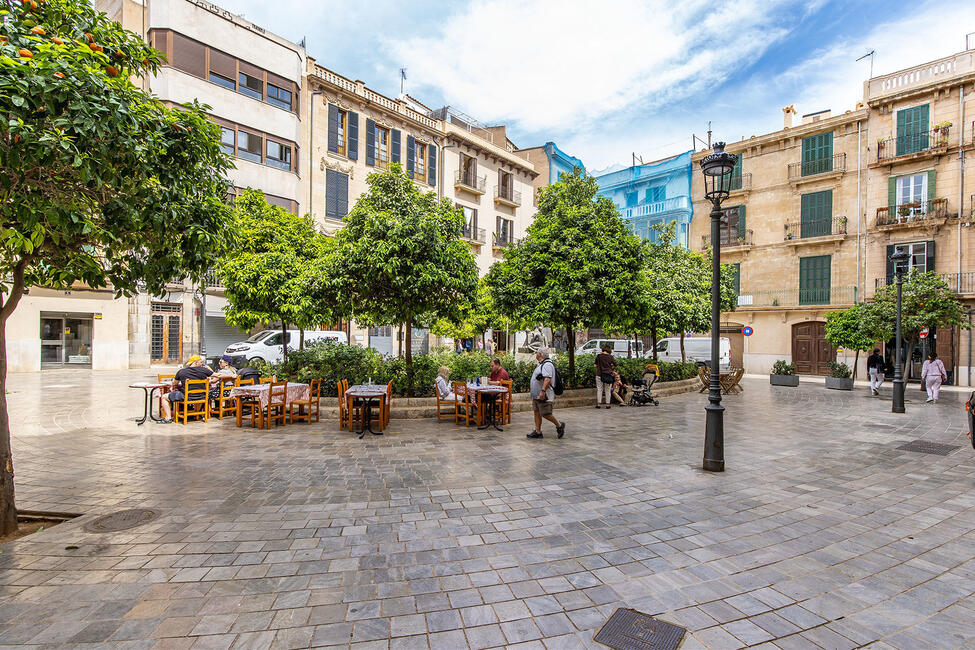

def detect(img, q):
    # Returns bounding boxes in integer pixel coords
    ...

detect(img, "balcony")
[621,196,691,220]
[875,198,949,228]
[700,229,753,250]
[728,172,751,194]
[455,170,486,195]
[461,224,486,244]
[876,272,975,295]
[205,269,223,288]
[493,231,519,249]
[787,153,847,181]
[736,285,857,309]
[784,217,848,242]
[876,126,950,163]
[494,186,522,207]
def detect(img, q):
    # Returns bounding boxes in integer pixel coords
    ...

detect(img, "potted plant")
[837,217,847,234]
[825,361,854,390]
[770,360,799,387]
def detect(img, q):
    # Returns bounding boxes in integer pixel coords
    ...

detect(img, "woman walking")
[921,351,947,403]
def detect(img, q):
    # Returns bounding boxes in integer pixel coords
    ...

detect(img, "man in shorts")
[160,355,213,423]
[528,347,565,439]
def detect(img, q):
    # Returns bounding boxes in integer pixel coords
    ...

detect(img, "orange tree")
[0,0,233,533]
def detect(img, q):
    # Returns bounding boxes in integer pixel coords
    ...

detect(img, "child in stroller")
[628,364,660,406]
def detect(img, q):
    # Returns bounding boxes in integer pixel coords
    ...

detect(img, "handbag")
[600,372,615,385]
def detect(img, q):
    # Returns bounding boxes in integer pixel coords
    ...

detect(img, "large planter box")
[770,374,799,387]
[825,376,854,391]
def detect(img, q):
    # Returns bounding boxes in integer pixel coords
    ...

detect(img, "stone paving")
[0,368,974,649]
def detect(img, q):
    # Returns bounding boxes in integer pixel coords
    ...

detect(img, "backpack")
[542,359,565,396]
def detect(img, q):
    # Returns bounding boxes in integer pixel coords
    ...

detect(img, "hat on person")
[185,355,203,365]
[220,355,232,363]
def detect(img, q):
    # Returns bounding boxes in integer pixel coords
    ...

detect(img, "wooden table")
[466,384,507,431]
[229,382,309,427]
[128,381,170,425]
[345,385,387,438]
[698,366,745,395]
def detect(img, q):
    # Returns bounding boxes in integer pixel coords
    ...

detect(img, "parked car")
[574,338,645,358]
[655,336,731,369]
[225,329,347,365]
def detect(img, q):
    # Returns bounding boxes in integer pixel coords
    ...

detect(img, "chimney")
[782,104,797,129]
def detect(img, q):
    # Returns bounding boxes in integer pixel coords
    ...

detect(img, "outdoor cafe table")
[128,381,170,425]
[345,384,387,438]
[467,384,507,431]
[229,382,310,427]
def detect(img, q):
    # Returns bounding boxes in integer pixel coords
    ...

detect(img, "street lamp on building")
[890,249,910,413]
[698,142,738,472]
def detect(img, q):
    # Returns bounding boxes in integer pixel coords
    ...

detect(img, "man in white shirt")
[528,348,564,439]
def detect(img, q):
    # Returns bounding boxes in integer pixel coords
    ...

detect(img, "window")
[266,83,292,111]
[335,109,347,156]
[645,186,666,203]
[722,153,743,190]
[459,205,477,239]
[375,126,390,168]
[896,105,930,156]
[496,216,513,245]
[266,140,292,171]
[801,132,833,176]
[896,173,928,215]
[265,332,291,346]
[892,241,933,274]
[730,263,741,295]
[237,130,262,163]
[460,153,477,185]
[718,205,745,244]
[209,71,235,89]
[799,255,831,305]
[415,142,427,179]
[208,48,235,90]
[625,191,638,208]
[325,169,349,220]
[498,170,513,201]
[219,127,235,155]
[800,190,833,237]
[238,71,263,100]
[170,32,205,78]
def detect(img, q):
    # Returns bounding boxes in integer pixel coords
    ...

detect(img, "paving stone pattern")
[1,369,974,648]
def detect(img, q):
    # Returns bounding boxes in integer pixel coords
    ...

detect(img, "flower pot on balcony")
[825,376,854,391]
[770,374,800,387]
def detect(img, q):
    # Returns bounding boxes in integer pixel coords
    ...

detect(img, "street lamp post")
[890,249,910,413]
[698,142,738,472]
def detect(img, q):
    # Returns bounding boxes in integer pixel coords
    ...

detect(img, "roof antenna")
[856,50,875,79]
[399,68,407,95]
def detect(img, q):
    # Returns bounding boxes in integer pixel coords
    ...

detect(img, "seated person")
[436,366,456,402]
[209,355,238,403]
[160,355,213,422]
[611,370,627,405]
[488,358,510,385]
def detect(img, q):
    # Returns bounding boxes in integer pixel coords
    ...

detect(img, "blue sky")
[219,0,975,170]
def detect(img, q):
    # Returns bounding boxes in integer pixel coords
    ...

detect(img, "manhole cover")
[896,440,961,456]
[83,509,160,533]
[594,608,686,650]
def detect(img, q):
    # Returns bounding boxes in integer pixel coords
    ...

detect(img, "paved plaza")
[0,369,973,649]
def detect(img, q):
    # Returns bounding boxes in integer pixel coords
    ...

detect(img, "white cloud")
[384,0,806,133]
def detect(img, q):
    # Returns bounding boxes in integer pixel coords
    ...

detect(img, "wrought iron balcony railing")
[461,225,486,244]
[787,153,847,180]
[205,269,223,288]
[495,186,522,206]
[877,126,950,161]
[875,271,975,294]
[700,229,753,249]
[876,198,949,226]
[784,216,848,240]
[736,285,857,308]
[455,170,486,193]
[728,172,751,192]
[493,231,518,248]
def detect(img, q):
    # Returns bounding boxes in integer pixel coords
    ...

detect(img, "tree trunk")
[281,321,289,364]
[650,317,659,361]
[397,324,403,358]
[299,328,305,351]
[0,261,28,535]
[405,317,414,396]
[633,332,639,359]
[853,349,860,380]
[567,326,575,387]
[679,332,686,363]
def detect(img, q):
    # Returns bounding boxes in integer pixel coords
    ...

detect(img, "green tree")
[327,164,479,392]
[824,303,880,379]
[486,169,645,382]
[217,190,337,363]
[0,0,233,534]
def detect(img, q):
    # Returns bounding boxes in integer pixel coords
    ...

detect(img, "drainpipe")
[856,120,862,302]
[958,84,965,279]
[309,90,323,217]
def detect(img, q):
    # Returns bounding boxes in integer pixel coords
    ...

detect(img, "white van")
[575,338,645,358]
[655,336,731,368]
[224,329,347,365]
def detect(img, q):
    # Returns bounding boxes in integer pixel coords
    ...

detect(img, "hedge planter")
[825,376,854,391]
[770,374,800,387]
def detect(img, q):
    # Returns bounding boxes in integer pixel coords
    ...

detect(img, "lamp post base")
[892,379,905,413]
[703,401,725,472]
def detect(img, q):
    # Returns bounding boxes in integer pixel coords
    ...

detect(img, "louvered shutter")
[347,111,358,160]
[325,169,338,219]
[927,169,936,203]
[888,177,897,212]
[171,33,206,78]
[365,118,375,166]
[428,143,437,186]
[799,255,831,305]
[886,244,896,284]
[925,240,936,272]
[336,172,349,218]
[391,129,401,164]
[406,135,415,178]
[209,48,235,80]
[327,104,339,154]
[737,205,745,233]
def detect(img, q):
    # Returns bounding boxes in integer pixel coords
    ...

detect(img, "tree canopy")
[825,303,881,378]
[0,0,234,533]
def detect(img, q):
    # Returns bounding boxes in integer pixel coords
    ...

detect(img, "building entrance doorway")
[40,313,93,367]
[791,321,835,375]
[151,302,183,364]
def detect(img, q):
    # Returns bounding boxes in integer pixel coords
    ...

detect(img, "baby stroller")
[628,364,660,406]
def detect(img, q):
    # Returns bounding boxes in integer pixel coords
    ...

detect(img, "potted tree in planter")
[825,361,854,390]
[824,304,878,390]
[770,360,799,386]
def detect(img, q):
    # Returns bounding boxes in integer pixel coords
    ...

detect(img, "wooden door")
[792,321,834,375]
[151,302,182,364]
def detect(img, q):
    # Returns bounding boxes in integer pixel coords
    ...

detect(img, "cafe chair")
[289,378,321,424]
[453,381,475,427]
[157,373,175,416]
[434,382,454,423]
[499,379,513,425]
[212,376,238,419]
[235,376,258,426]
[365,380,393,431]
[175,379,209,424]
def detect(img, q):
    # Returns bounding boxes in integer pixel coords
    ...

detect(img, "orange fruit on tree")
[115,50,124,58]
[30,26,45,35]
[18,48,33,58]
[89,42,102,52]
[51,36,64,44]
[53,71,64,78]
[85,32,94,42]
[105,65,119,77]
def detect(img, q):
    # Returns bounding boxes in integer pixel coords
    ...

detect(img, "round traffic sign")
[742,326,753,336]
[919,327,929,339]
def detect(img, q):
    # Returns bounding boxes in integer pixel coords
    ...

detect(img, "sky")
[219,0,975,172]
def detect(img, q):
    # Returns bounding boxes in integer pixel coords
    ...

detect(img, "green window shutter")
[800,190,832,237]
[738,205,745,233]
[897,105,930,155]
[728,154,742,190]
[888,176,897,211]
[799,255,831,305]
[927,169,936,203]
[925,240,936,272]
[801,132,833,176]
[731,263,741,295]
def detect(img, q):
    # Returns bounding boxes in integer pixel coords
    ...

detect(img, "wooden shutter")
[927,169,937,203]
[926,240,936,272]
[886,244,896,283]
[799,255,831,305]
[391,129,401,164]
[737,205,746,233]
[897,105,929,155]
[428,143,437,186]
[731,263,740,295]
[325,169,348,219]
[800,190,832,237]
[171,33,206,78]
[208,48,235,79]
[365,118,375,166]
[888,176,897,210]
[406,135,415,177]
[327,104,339,154]
[347,111,358,160]
[336,171,348,218]
[801,132,833,175]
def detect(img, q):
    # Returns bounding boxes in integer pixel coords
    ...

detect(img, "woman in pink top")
[921,351,947,403]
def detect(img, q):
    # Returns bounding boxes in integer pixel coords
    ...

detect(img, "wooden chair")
[212,376,239,419]
[434,382,454,423]
[157,373,175,416]
[244,380,287,429]
[289,379,321,424]
[453,381,475,427]
[698,365,710,393]
[259,376,275,384]
[338,379,351,429]
[175,378,209,424]
[499,379,513,425]
[235,376,257,426]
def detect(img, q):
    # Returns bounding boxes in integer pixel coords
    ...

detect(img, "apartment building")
[516,142,586,205]
[691,108,868,374]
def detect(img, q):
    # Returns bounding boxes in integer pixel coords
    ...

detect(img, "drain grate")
[896,440,960,456]
[83,508,160,533]
[594,608,686,650]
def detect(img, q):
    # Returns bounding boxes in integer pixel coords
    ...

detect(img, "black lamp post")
[890,249,910,413]
[699,142,738,472]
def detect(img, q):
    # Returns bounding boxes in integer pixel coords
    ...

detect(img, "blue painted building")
[594,151,694,248]
[541,142,585,184]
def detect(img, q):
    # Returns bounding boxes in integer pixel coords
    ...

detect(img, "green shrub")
[827,361,851,379]
[771,360,796,376]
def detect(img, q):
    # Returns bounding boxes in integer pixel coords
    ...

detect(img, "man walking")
[867,348,885,396]
[595,344,617,409]
[528,347,565,439]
